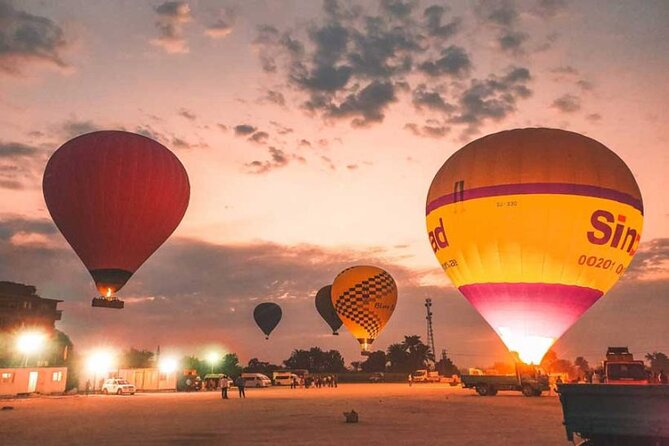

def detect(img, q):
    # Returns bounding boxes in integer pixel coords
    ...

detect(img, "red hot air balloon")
[43,131,190,308]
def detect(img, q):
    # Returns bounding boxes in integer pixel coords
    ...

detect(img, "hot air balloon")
[253,302,282,339]
[331,266,397,354]
[315,285,343,335]
[426,128,643,364]
[43,131,190,309]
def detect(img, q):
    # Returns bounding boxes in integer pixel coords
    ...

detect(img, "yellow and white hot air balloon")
[426,128,643,364]
[331,266,397,354]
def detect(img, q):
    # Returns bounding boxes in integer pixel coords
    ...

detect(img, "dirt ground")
[0,384,568,445]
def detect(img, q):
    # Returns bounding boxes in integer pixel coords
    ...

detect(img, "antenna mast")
[425,298,436,363]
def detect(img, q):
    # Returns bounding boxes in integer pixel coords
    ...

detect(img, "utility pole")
[425,298,436,363]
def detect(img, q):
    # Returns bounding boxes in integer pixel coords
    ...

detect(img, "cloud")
[424,5,462,39]
[0,142,40,159]
[625,239,669,281]
[234,124,257,136]
[412,85,455,113]
[248,131,270,145]
[61,119,99,138]
[0,141,47,190]
[205,20,233,39]
[322,81,397,127]
[551,93,581,113]
[269,121,294,135]
[419,46,472,78]
[151,1,192,54]
[255,1,532,134]
[178,108,197,120]
[586,113,602,122]
[0,0,70,75]
[245,146,290,174]
[404,122,450,138]
[264,90,286,106]
[1,215,668,366]
[450,66,532,134]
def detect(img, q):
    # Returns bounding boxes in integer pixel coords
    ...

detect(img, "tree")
[574,356,590,379]
[361,350,386,372]
[386,336,431,373]
[122,348,154,368]
[244,358,281,375]
[541,349,574,376]
[386,343,409,372]
[350,361,362,372]
[283,347,345,372]
[221,353,242,377]
[645,352,669,373]
[435,352,459,376]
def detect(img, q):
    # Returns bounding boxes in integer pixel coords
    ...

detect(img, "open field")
[0,384,567,445]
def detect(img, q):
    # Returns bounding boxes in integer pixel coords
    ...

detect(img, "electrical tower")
[425,298,436,363]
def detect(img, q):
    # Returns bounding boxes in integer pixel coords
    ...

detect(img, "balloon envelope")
[43,131,190,297]
[331,266,397,353]
[314,285,343,335]
[253,302,282,338]
[426,128,643,364]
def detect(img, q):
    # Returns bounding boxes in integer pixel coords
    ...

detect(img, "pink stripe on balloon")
[458,283,603,341]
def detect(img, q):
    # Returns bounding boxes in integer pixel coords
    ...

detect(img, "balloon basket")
[91,297,124,309]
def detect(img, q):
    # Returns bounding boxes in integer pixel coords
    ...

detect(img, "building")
[0,367,68,396]
[0,281,62,333]
[116,368,177,392]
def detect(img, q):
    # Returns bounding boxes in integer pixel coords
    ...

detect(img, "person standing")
[236,376,246,398]
[220,376,229,399]
[408,373,413,387]
[659,370,668,384]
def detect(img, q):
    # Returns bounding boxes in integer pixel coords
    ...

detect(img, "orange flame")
[106,288,112,298]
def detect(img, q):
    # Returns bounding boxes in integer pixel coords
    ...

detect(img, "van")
[241,373,272,388]
[272,372,298,386]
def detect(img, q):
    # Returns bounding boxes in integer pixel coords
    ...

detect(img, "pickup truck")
[558,347,668,445]
[461,363,549,396]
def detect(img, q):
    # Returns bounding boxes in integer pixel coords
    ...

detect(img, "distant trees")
[435,352,460,376]
[244,357,281,375]
[387,335,431,373]
[645,352,669,373]
[121,348,155,368]
[360,350,386,372]
[283,347,345,372]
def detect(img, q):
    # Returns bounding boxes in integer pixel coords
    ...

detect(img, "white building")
[0,367,67,396]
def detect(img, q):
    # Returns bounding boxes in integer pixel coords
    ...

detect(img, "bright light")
[206,352,220,365]
[86,349,116,374]
[158,356,178,374]
[16,331,46,355]
[498,327,554,365]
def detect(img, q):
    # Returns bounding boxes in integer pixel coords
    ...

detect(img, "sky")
[0,0,668,368]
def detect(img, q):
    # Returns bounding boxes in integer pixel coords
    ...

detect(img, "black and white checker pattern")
[334,271,396,339]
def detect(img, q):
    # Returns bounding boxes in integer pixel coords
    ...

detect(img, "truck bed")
[559,384,669,442]
[461,374,518,387]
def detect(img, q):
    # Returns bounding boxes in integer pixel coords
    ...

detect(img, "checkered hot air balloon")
[331,266,397,355]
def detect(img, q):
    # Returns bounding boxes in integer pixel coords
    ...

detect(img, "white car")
[101,378,136,395]
[272,372,298,386]
[241,373,272,388]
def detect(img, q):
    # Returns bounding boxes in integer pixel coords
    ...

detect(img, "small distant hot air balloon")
[43,131,190,309]
[331,266,397,355]
[426,128,643,364]
[253,302,282,339]
[315,285,343,335]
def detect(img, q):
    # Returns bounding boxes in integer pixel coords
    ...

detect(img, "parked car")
[272,372,298,386]
[369,372,384,383]
[241,373,272,388]
[101,378,136,395]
